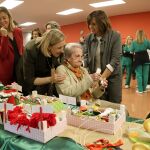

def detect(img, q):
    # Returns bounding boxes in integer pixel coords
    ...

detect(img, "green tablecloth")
[0,126,84,150]
[126,116,144,124]
[0,116,143,150]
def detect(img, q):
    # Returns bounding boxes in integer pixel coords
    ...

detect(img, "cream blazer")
[55,65,104,99]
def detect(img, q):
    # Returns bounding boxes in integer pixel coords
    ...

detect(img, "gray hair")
[64,43,83,59]
[45,21,60,30]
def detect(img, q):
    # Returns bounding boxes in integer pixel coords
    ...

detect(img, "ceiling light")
[89,0,125,8]
[56,8,83,15]
[20,22,36,27]
[0,0,24,9]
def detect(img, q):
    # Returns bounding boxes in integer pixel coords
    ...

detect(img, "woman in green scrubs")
[130,30,150,93]
[122,36,133,88]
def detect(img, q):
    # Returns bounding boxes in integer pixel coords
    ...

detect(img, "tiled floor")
[122,79,150,119]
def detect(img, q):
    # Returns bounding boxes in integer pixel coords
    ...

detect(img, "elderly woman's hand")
[99,78,108,88]
[90,73,100,81]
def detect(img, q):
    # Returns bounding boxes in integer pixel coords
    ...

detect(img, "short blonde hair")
[125,36,133,45]
[38,29,65,57]
[64,43,82,59]
[0,7,15,31]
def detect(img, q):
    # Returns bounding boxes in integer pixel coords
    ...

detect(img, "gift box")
[0,82,22,99]
[4,118,67,143]
[0,101,14,124]
[4,106,67,143]
[22,96,66,114]
[67,103,126,134]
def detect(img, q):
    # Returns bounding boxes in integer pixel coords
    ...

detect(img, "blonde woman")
[0,7,24,85]
[121,36,133,88]
[130,30,150,93]
[23,29,66,96]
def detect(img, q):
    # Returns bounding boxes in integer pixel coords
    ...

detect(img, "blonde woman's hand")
[0,27,8,37]
[51,73,66,83]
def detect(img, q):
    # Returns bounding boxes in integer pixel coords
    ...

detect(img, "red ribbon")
[3,89,17,93]
[7,96,16,105]
[7,106,56,132]
[85,138,123,150]
[8,106,30,130]
[30,113,56,128]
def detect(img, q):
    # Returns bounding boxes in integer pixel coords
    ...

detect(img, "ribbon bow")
[85,138,123,150]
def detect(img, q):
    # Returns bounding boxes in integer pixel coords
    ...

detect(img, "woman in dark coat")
[84,10,122,103]
[23,29,66,96]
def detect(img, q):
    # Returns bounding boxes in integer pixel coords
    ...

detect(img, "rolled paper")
[32,90,37,98]
[96,68,101,74]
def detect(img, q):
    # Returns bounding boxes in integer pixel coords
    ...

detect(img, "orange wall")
[61,11,150,43]
[61,22,88,43]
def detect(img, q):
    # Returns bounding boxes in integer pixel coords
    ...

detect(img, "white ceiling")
[2,0,150,32]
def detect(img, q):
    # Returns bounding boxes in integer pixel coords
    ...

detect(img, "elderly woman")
[45,21,61,32]
[56,43,107,101]
[23,29,66,96]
